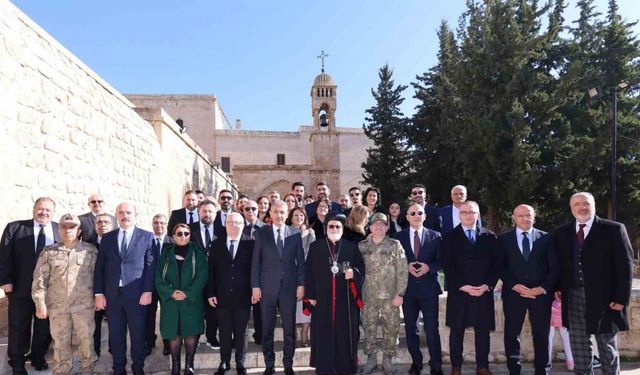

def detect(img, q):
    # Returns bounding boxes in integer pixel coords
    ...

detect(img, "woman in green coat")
[156,223,208,375]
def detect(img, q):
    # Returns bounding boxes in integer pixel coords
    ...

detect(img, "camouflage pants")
[362,298,401,356]
[50,309,97,374]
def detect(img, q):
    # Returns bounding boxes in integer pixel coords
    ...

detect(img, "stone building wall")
[0,0,235,232]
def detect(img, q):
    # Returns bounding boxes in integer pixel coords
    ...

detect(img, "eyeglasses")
[411,191,424,196]
[96,220,111,225]
[409,211,424,216]
[327,224,343,230]
[175,231,191,237]
[459,211,478,216]
[219,196,233,201]
[90,200,104,204]
[244,207,257,212]
[318,205,329,210]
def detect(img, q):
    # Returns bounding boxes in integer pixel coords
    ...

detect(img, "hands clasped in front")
[408,262,429,277]
[459,284,490,297]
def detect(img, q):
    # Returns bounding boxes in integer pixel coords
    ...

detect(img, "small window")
[277,154,285,165]
[221,157,230,173]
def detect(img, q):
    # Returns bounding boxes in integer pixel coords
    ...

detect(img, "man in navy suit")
[304,181,342,218]
[94,202,156,375]
[398,184,440,231]
[0,197,58,374]
[209,212,255,375]
[439,185,481,235]
[554,192,634,375]
[499,205,558,375]
[395,203,444,375]
[251,200,305,375]
[167,190,199,234]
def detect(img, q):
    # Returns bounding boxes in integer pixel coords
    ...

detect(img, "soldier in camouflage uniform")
[32,213,98,375]
[358,213,408,375]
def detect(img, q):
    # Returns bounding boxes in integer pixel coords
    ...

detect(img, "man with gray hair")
[554,192,634,375]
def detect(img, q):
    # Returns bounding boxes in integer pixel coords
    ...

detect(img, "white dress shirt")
[575,216,595,238]
[452,205,461,229]
[185,209,199,223]
[199,221,214,247]
[32,220,55,251]
[515,228,533,254]
[409,227,424,255]
[226,236,241,259]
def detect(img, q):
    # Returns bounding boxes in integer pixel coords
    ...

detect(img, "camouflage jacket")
[32,241,98,315]
[358,236,407,300]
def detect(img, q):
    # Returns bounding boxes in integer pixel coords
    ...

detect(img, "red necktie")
[413,230,421,259]
[577,224,586,247]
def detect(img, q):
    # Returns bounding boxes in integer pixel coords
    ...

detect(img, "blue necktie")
[522,232,531,261]
[467,229,475,244]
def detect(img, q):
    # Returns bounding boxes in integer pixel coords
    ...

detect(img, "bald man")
[499,205,558,375]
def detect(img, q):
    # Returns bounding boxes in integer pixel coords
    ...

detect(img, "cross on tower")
[317,50,329,73]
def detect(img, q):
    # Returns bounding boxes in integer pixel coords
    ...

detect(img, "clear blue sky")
[12,0,640,131]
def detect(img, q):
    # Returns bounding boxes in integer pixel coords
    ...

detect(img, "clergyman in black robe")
[304,213,365,375]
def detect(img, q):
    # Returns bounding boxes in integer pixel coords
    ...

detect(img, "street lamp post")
[611,89,617,221]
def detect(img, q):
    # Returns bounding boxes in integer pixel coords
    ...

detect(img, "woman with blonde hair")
[343,205,369,243]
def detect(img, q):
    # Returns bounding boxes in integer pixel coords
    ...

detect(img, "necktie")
[522,232,531,261]
[156,238,161,253]
[276,228,284,256]
[204,224,212,247]
[467,229,475,244]
[413,230,421,259]
[229,240,236,259]
[247,224,253,237]
[120,230,128,255]
[577,224,586,247]
[36,224,45,254]
[188,211,194,224]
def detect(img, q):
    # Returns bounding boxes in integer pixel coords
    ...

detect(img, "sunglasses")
[219,196,233,201]
[244,207,258,212]
[175,231,191,237]
[90,200,104,204]
[409,211,424,216]
[349,193,361,197]
[327,224,343,230]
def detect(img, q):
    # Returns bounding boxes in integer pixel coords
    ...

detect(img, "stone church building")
[127,70,373,198]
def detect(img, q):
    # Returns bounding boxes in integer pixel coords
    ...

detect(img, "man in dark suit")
[167,190,199,234]
[398,184,440,231]
[146,213,173,356]
[189,199,220,349]
[395,203,444,375]
[78,194,117,245]
[93,213,115,358]
[499,205,558,375]
[554,192,634,375]
[438,185,481,234]
[251,200,305,375]
[0,197,58,374]
[208,212,255,375]
[440,201,502,375]
[214,190,235,238]
[304,181,342,218]
[94,202,156,375]
[241,199,264,344]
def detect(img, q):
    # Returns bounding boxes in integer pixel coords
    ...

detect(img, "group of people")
[0,180,634,375]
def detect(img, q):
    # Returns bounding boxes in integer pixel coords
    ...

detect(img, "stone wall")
[0,0,235,232]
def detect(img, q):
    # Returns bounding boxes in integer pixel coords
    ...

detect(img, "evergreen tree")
[361,64,410,205]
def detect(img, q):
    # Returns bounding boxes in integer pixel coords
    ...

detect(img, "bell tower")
[309,51,340,191]
[310,51,337,131]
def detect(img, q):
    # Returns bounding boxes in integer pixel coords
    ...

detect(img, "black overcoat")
[440,225,502,330]
[554,216,634,333]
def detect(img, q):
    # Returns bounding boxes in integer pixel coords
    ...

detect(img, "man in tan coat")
[32,213,98,374]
